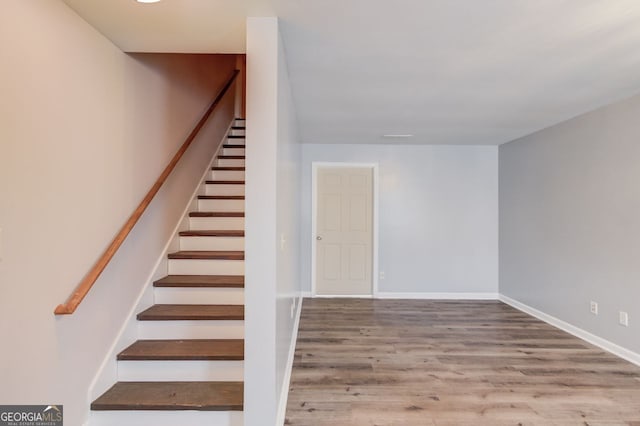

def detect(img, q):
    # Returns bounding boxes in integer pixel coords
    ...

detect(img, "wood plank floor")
[285,299,640,426]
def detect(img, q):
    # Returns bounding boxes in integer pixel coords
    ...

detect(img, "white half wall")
[275,24,303,425]
[245,17,302,426]
[500,92,640,355]
[300,144,499,296]
[0,2,236,425]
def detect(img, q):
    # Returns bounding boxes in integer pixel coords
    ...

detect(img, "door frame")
[311,162,379,298]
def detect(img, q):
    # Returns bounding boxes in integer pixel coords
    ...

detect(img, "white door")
[315,166,373,295]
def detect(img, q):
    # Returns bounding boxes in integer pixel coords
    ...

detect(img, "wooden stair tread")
[189,211,244,217]
[154,275,244,288]
[211,167,245,171]
[198,195,245,200]
[179,230,244,237]
[137,304,244,321]
[217,155,245,159]
[227,135,245,139]
[118,339,244,361]
[91,381,243,411]
[223,144,245,149]
[204,180,245,185]
[168,250,244,260]
[231,126,245,130]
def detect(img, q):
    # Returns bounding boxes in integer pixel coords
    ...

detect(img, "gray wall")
[500,94,640,354]
[301,143,499,295]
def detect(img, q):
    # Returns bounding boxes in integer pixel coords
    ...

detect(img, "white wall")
[500,93,640,355]
[0,2,236,425]
[245,16,278,426]
[275,28,302,421]
[300,144,499,296]
[245,17,302,426]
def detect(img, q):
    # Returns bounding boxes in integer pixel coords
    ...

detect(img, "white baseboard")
[499,294,640,367]
[376,292,499,300]
[302,291,499,300]
[276,295,304,426]
[312,294,373,298]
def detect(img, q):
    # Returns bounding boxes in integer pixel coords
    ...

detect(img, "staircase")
[90,120,247,426]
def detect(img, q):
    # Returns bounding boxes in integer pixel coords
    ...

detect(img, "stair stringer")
[86,120,236,415]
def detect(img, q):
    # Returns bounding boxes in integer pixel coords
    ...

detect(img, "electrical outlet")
[619,311,629,327]
[590,301,598,315]
[379,271,385,280]
[280,234,286,251]
[290,300,295,319]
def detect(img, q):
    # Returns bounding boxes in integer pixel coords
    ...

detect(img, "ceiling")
[63,0,640,145]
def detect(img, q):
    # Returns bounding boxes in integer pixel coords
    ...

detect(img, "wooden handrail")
[55,70,240,315]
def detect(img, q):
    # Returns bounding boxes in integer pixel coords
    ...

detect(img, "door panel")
[316,167,373,295]
[347,245,367,280]
[349,195,368,231]
[322,194,342,231]
[321,244,341,281]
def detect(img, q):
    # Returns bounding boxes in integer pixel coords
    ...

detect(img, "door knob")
[316,236,322,241]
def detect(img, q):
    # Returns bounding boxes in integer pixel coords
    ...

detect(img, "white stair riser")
[168,258,244,275]
[230,129,245,137]
[90,411,243,426]
[155,287,244,305]
[217,158,245,167]
[117,360,243,381]
[198,198,244,212]
[179,236,244,251]
[210,170,245,181]
[225,139,245,147]
[189,217,245,230]
[223,147,245,156]
[138,320,244,339]
[205,184,245,196]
